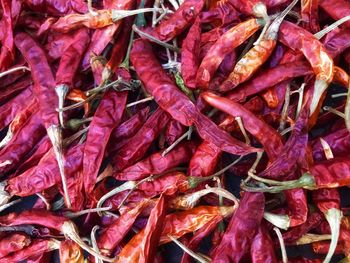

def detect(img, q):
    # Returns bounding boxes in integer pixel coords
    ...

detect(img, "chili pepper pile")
[1,0,350,262]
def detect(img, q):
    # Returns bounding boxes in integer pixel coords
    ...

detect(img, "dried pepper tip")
[296,233,331,245]
[132,25,180,53]
[0,66,30,78]
[323,208,343,263]
[241,173,317,193]
[263,212,290,230]
[61,221,115,262]
[274,227,288,263]
[168,235,211,263]
[345,83,350,132]
[111,8,162,22]
[310,79,329,116]
[320,138,334,160]
[96,181,137,216]
[56,84,69,129]
[47,125,71,209]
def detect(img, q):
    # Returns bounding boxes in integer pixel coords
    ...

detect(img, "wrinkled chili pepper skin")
[0,233,31,258]
[212,192,265,262]
[117,195,166,263]
[202,92,283,160]
[196,18,261,89]
[220,39,276,92]
[226,60,313,102]
[14,32,59,129]
[23,0,87,15]
[313,188,340,213]
[181,17,201,89]
[151,0,205,42]
[319,0,350,28]
[324,28,350,58]
[59,240,83,263]
[0,0,14,71]
[0,112,46,175]
[164,120,186,146]
[200,0,240,26]
[301,0,320,33]
[312,129,350,161]
[6,144,84,198]
[286,188,308,227]
[114,141,196,181]
[112,108,170,171]
[98,200,149,256]
[250,224,277,263]
[83,90,127,194]
[131,39,259,156]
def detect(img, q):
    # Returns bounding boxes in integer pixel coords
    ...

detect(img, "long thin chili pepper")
[131,39,259,156]
[14,32,70,208]
[220,0,298,92]
[301,0,320,33]
[211,192,265,262]
[0,233,31,258]
[319,0,350,28]
[250,223,277,263]
[0,0,14,71]
[83,90,127,194]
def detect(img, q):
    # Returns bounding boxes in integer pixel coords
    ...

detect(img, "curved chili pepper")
[149,0,205,42]
[285,188,308,227]
[0,239,59,263]
[114,141,196,181]
[130,39,259,156]
[202,92,283,160]
[220,0,298,92]
[226,60,313,102]
[319,0,350,28]
[0,0,14,71]
[112,108,170,171]
[97,199,149,256]
[211,192,265,262]
[333,66,350,87]
[0,233,31,258]
[301,0,320,33]
[196,18,263,88]
[83,90,127,194]
[324,28,350,58]
[116,195,166,263]
[181,17,201,89]
[279,21,334,115]
[59,240,84,263]
[250,223,277,263]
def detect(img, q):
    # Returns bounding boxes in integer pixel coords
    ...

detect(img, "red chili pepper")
[202,92,283,160]
[0,0,14,71]
[200,0,240,26]
[250,224,277,263]
[196,18,263,88]
[131,39,259,156]
[301,0,320,33]
[211,192,265,262]
[324,28,350,58]
[164,120,186,146]
[23,0,87,15]
[59,240,84,263]
[83,90,127,194]
[319,0,350,28]
[279,21,334,115]
[116,195,166,263]
[113,141,196,181]
[0,233,31,258]
[333,66,350,87]
[112,108,170,171]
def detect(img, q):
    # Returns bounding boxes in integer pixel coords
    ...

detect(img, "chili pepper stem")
[314,15,350,39]
[47,125,71,208]
[112,8,162,22]
[0,182,11,207]
[36,193,51,210]
[132,25,180,52]
[0,66,30,78]
[274,227,288,263]
[48,238,61,250]
[279,82,291,132]
[323,106,346,119]
[168,235,211,263]
[96,181,136,216]
[296,233,332,245]
[61,221,115,262]
[56,84,69,128]
[345,82,350,132]
[310,79,329,116]
[235,116,251,145]
[0,129,13,149]
[58,93,97,112]
[331,93,347,98]
[64,206,112,218]
[263,211,290,230]
[126,96,154,108]
[320,138,334,160]
[91,225,103,263]
[323,208,343,263]
[0,199,21,213]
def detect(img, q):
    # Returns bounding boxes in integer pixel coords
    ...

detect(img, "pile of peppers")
[1,0,350,262]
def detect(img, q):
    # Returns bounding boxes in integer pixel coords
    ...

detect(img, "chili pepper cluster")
[0,0,350,262]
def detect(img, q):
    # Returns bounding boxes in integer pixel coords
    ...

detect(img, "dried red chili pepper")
[196,18,263,88]
[279,21,334,115]
[0,233,31,258]
[59,240,84,263]
[23,0,87,15]
[211,192,265,262]
[319,0,350,28]
[116,195,166,263]
[131,39,259,156]
[202,92,283,160]
[112,108,170,171]
[250,223,277,263]
[0,0,14,71]
[301,0,320,33]
[113,141,196,181]
[83,90,127,194]
[200,0,240,26]
[164,120,186,146]
[220,0,298,92]
[324,28,350,58]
